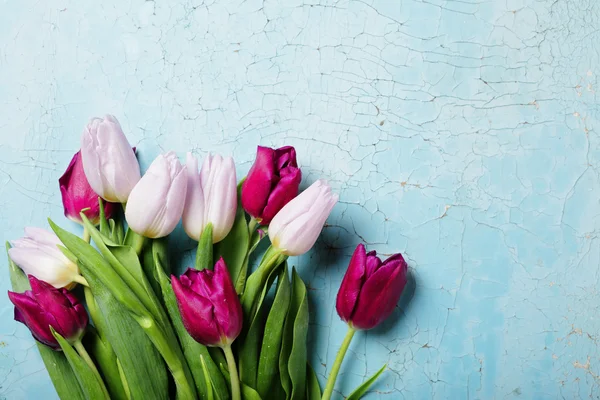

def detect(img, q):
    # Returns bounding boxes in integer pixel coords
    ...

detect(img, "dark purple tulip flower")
[241,146,301,225]
[336,244,408,330]
[8,275,88,350]
[171,258,243,347]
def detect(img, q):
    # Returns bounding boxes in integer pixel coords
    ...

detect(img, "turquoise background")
[1,0,598,398]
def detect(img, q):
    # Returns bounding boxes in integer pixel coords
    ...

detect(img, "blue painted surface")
[0,0,598,398]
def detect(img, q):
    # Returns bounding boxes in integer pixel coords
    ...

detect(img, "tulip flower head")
[183,153,237,243]
[8,275,88,350]
[171,258,243,347]
[268,179,338,256]
[81,115,141,203]
[59,150,116,224]
[336,244,408,330]
[125,152,188,239]
[241,146,301,225]
[9,227,83,289]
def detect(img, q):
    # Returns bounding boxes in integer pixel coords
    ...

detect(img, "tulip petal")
[241,146,276,218]
[260,166,301,224]
[335,244,367,322]
[211,258,243,341]
[183,153,206,240]
[365,251,382,278]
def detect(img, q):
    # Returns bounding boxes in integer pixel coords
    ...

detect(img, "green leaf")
[279,269,309,400]
[7,242,86,400]
[51,330,110,400]
[84,326,128,400]
[219,363,263,400]
[306,363,321,400]
[98,198,110,237]
[241,246,288,325]
[153,237,171,276]
[155,258,230,400]
[108,219,117,242]
[200,355,215,400]
[238,261,283,388]
[142,240,162,299]
[256,265,291,398]
[83,263,169,400]
[214,199,249,292]
[80,215,162,321]
[346,364,387,400]
[195,222,214,270]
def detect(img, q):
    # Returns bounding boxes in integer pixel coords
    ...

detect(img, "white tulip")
[268,179,338,256]
[125,152,187,238]
[9,227,82,289]
[183,153,237,243]
[81,115,141,203]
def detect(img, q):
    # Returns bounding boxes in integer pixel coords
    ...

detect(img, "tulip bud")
[268,179,338,256]
[183,153,237,243]
[8,275,88,350]
[241,146,301,225]
[59,150,117,224]
[336,244,408,330]
[9,227,83,289]
[80,115,141,203]
[171,258,243,347]
[125,151,187,239]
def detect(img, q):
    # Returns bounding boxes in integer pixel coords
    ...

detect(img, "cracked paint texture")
[0,0,598,398]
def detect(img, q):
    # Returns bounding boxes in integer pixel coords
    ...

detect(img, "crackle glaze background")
[1,0,599,399]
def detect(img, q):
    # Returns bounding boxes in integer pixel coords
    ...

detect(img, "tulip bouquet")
[5,115,409,400]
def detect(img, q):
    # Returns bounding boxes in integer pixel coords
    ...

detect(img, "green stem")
[195,223,213,270]
[240,246,287,319]
[83,227,91,243]
[74,339,110,399]
[248,217,258,236]
[130,233,147,256]
[321,326,357,400]
[144,318,197,399]
[223,345,241,400]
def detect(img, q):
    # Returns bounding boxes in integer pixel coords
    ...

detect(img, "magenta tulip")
[241,146,301,225]
[171,258,243,347]
[336,244,408,330]
[59,151,116,225]
[8,276,88,350]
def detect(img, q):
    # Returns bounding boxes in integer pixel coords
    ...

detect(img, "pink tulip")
[241,146,301,225]
[8,276,88,350]
[9,227,83,289]
[125,152,187,238]
[171,258,243,347]
[183,153,237,243]
[59,151,116,224]
[336,244,408,330]
[268,179,338,256]
[80,115,141,203]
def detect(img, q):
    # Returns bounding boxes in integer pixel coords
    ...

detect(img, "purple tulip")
[59,151,116,225]
[241,146,302,225]
[336,244,408,330]
[8,276,88,350]
[171,258,243,347]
